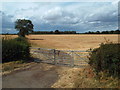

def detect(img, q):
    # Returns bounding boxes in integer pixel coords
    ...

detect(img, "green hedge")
[2,37,30,63]
[88,43,120,78]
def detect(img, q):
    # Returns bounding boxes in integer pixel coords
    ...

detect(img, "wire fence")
[30,47,91,67]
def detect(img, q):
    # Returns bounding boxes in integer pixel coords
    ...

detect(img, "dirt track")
[2,62,119,88]
[2,63,72,88]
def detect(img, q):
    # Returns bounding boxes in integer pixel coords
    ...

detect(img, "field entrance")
[31,47,90,67]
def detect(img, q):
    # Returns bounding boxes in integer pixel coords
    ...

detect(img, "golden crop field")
[26,34,118,50]
[1,34,118,50]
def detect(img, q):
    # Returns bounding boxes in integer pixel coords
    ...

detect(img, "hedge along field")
[88,43,120,78]
[2,36,30,63]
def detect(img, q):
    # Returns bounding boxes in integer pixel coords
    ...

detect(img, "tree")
[96,31,100,34]
[55,30,60,34]
[15,19,34,37]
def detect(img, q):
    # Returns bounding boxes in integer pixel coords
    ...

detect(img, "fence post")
[53,49,56,65]
[71,51,74,67]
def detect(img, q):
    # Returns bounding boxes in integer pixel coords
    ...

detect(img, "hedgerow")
[2,37,30,63]
[88,43,120,78]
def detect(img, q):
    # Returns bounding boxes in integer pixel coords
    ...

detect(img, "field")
[27,34,118,50]
[2,34,118,50]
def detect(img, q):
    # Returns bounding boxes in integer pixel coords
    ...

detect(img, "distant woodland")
[2,29,120,35]
[31,30,76,34]
[29,29,120,34]
[84,29,120,34]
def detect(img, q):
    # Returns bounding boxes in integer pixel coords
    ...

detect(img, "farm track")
[2,63,73,88]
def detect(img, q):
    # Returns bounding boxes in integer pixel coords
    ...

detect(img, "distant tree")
[88,31,92,34]
[109,30,114,34]
[96,31,100,34]
[50,31,53,34]
[101,31,109,34]
[15,19,34,37]
[113,30,120,34]
[55,30,60,34]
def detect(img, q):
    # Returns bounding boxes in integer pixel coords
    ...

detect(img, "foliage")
[15,19,34,37]
[2,37,30,63]
[55,30,60,34]
[85,29,120,34]
[74,67,119,88]
[31,30,76,34]
[88,43,120,78]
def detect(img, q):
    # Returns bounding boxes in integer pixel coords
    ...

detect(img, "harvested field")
[27,34,118,50]
[1,34,118,50]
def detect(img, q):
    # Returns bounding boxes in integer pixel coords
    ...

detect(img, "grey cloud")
[1,12,16,33]
[86,8,118,23]
[1,2,118,33]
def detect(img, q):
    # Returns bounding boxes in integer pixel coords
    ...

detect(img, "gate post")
[53,49,56,65]
[71,51,74,67]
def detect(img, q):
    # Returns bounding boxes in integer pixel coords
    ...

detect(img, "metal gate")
[30,47,90,67]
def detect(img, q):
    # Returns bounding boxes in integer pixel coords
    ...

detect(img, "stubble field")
[2,34,118,50]
[27,34,118,50]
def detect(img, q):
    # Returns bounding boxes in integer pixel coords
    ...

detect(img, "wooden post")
[71,51,74,67]
[53,49,56,65]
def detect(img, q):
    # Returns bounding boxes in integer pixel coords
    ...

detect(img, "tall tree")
[15,19,34,37]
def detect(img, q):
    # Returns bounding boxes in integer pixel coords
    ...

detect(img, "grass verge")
[2,60,36,76]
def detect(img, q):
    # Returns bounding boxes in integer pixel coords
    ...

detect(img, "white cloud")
[1,0,118,2]
[1,2,118,33]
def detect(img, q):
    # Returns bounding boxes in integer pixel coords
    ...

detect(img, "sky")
[0,0,119,33]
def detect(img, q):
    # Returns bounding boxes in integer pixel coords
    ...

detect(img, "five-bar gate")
[30,47,91,67]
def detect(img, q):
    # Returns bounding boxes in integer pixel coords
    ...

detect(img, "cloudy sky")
[0,0,119,33]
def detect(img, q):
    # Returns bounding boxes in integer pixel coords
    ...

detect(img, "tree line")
[84,30,120,34]
[2,29,120,35]
[30,30,77,34]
